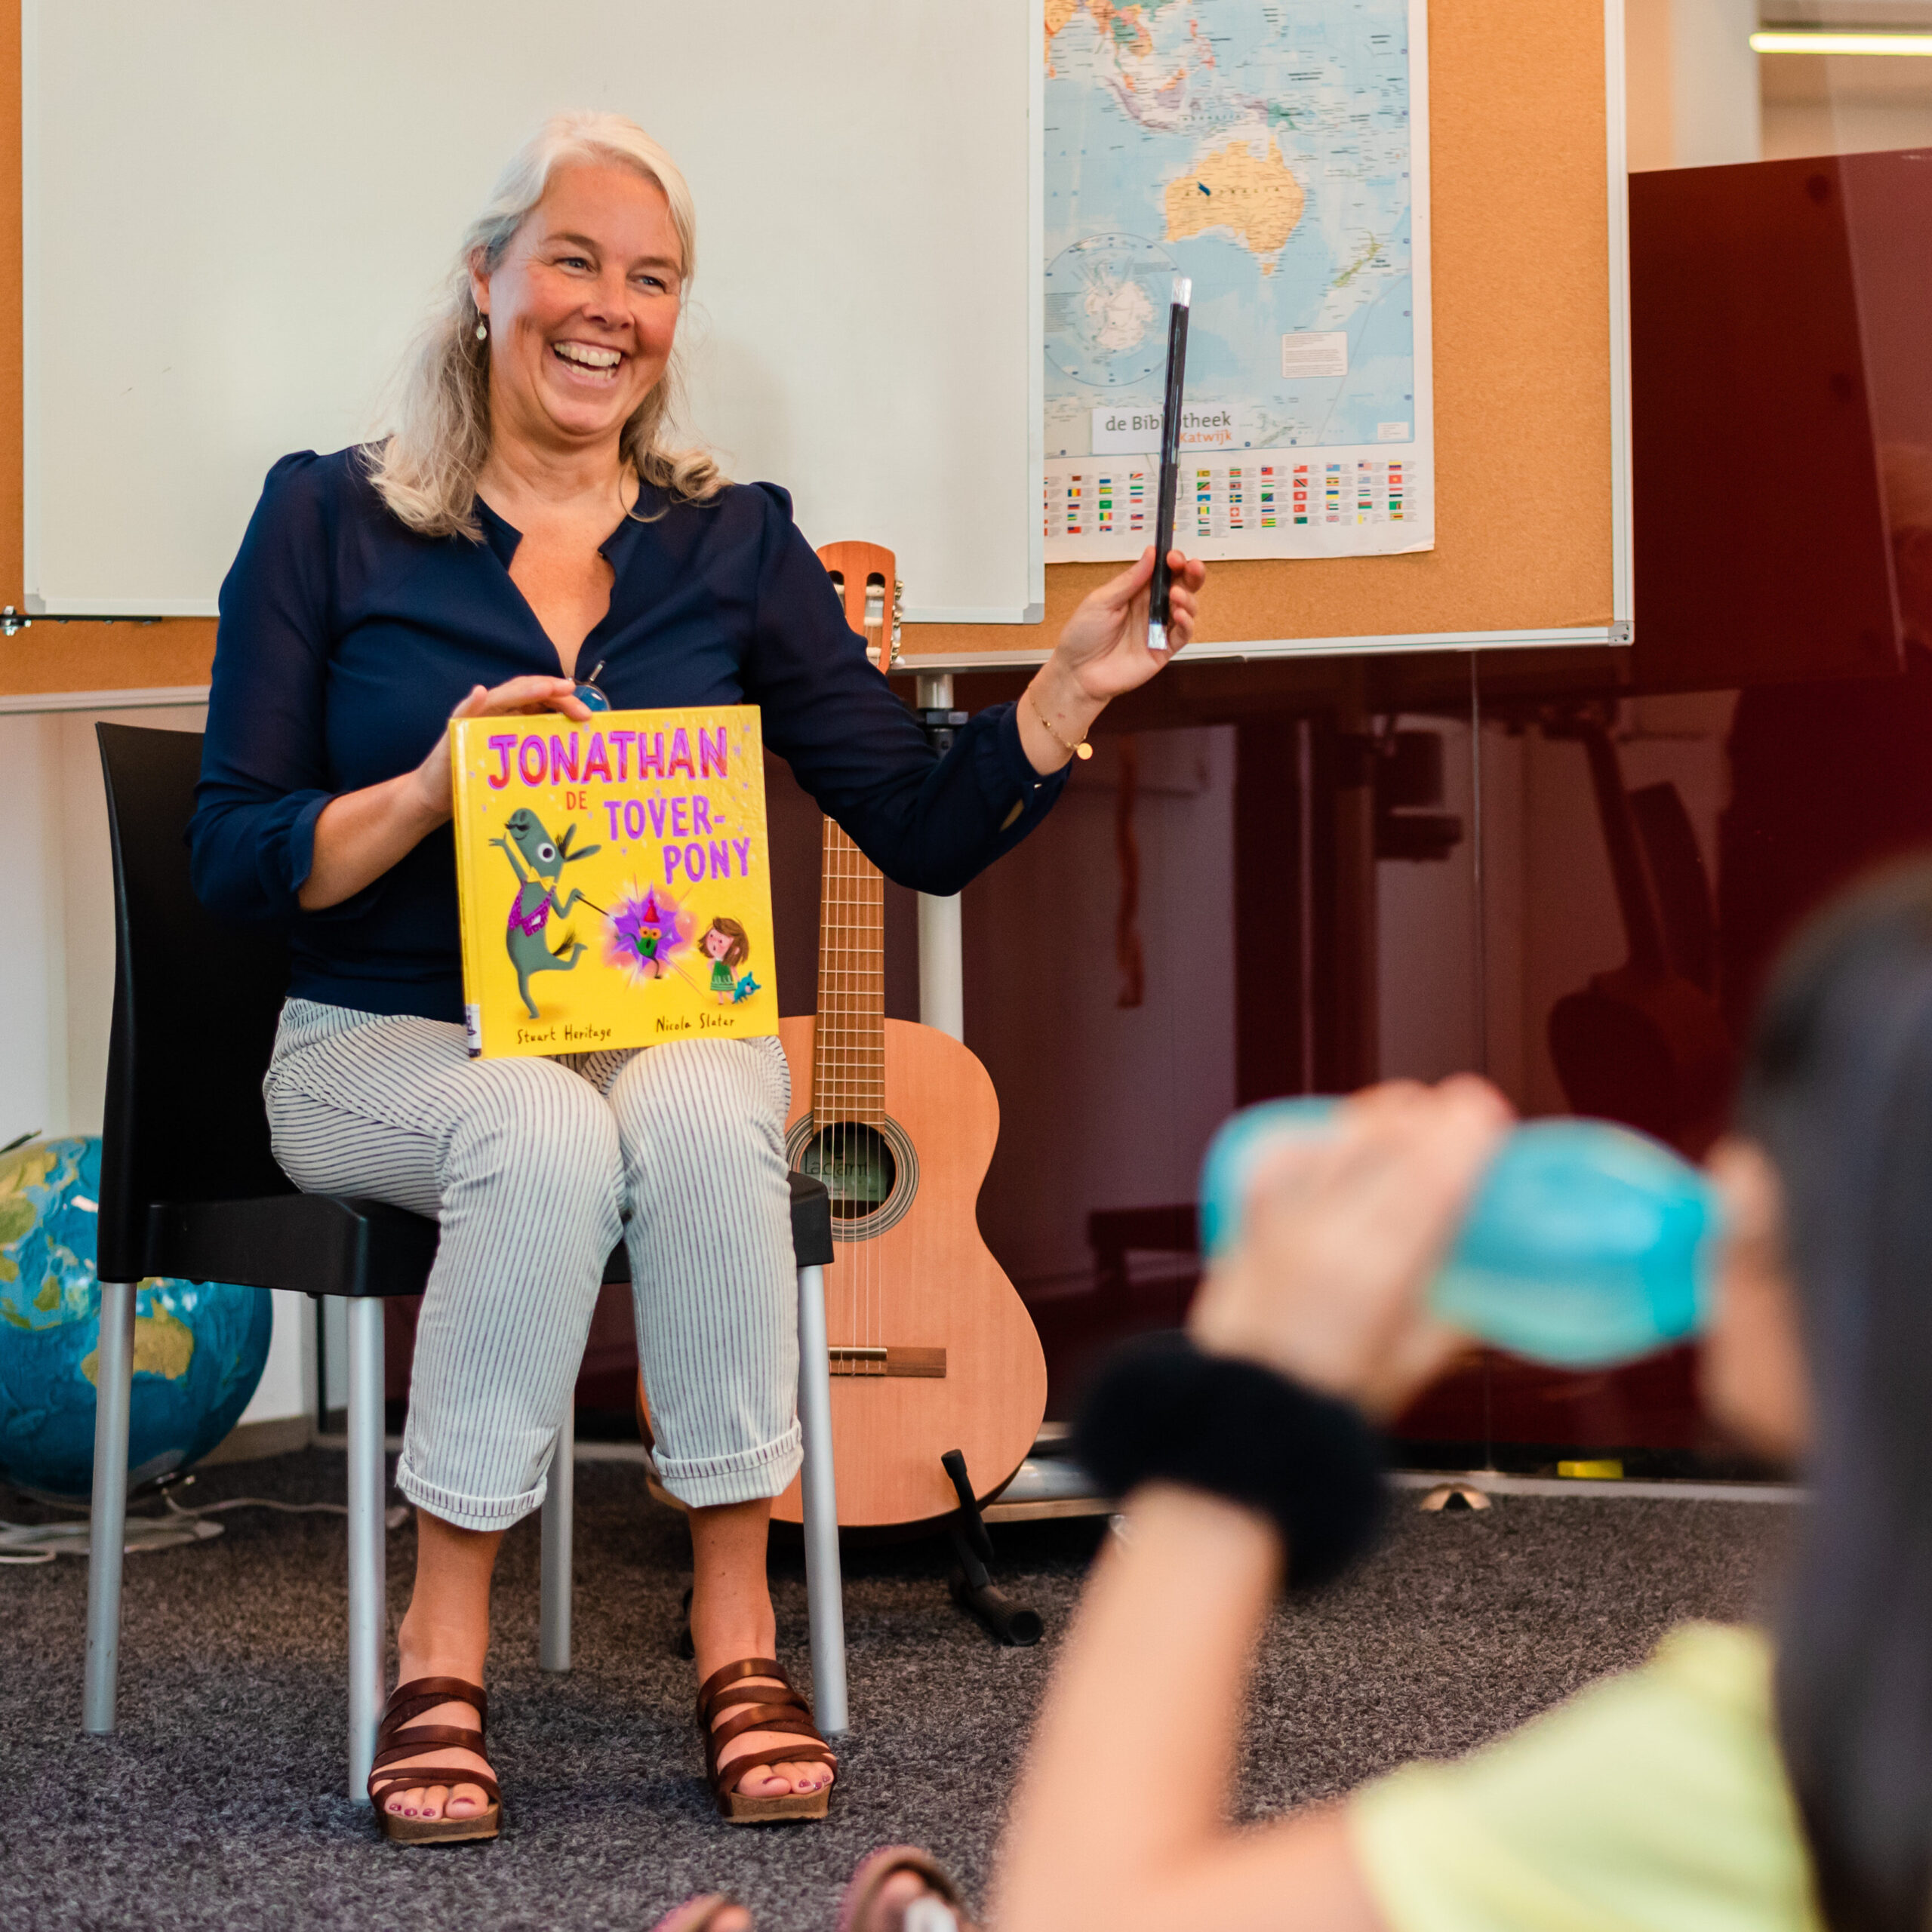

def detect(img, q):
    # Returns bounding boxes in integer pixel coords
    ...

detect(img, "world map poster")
[1044,0,1432,565]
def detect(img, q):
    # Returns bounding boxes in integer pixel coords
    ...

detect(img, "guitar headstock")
[817,540,901,671]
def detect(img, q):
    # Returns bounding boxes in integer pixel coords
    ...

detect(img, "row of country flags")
[1050,460,1410,537]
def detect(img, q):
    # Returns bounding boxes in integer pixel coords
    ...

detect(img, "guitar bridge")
[827,1345,947,1379]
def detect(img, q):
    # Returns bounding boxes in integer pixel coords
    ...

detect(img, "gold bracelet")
[1029,691,1093,761]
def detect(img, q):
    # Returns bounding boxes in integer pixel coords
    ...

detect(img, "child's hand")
[1187,1077,1512,1419]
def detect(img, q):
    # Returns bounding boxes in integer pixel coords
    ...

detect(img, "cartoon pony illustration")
[700,917,752,1006]
[494,808,601,1018]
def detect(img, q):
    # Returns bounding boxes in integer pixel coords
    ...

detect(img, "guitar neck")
[808,537,903,1128]
[813,814,885,1124]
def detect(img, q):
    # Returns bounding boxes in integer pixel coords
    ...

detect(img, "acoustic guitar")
[1544,705,1732,1155]
[763,540,1049,1528]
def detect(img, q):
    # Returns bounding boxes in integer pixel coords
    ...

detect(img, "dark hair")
[1737,857,1932,1932]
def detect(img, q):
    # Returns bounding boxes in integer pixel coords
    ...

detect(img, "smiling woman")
[188,106,1204,1848]
[368,115,718,542]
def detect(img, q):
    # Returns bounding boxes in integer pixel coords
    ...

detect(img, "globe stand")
[2,1506,221,1564]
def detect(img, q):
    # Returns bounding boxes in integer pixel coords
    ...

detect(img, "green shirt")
[1349,1623,1822,1932]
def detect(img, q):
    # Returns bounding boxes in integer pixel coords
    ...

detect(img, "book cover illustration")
[450,705,777,1059]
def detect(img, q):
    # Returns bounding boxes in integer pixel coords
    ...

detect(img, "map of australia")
[1044,0,1426,478]
[1163,136,1306,267]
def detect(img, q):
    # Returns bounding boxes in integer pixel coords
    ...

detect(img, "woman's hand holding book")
[298,677,592,912]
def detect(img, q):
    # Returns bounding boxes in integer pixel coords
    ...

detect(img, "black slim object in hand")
[1148,276,1192,653]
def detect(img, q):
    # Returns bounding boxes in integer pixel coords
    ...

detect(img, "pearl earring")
[475,319,488,342]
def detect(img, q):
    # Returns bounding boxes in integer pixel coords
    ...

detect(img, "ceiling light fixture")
[1751,27,1932,54]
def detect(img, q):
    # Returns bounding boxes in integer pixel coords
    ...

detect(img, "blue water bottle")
[1198,1100,1721,1368]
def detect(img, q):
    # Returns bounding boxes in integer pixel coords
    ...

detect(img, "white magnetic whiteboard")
[23,1,1044,623]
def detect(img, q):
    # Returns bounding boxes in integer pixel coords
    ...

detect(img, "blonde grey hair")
[365,110,723,539]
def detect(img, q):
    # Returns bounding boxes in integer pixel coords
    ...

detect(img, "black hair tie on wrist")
[1072,1330,1386,1590]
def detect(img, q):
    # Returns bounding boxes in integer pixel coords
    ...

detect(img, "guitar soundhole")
[786,1112,919,1239]
[799,1121,897,1220]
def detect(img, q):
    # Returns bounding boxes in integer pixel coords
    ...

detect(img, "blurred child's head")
[1721,857,1932,1932]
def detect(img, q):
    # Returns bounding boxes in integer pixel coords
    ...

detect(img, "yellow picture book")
[449,706,777,1059]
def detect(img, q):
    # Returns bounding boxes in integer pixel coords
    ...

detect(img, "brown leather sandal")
[367,1675,502,1845]
[837,1846,977,1932]
[697,1657,837,1824]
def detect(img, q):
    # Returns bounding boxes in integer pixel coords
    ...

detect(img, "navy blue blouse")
[190,448,1065,1024]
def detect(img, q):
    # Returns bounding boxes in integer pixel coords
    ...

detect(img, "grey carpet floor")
[0,1451,1794,1932]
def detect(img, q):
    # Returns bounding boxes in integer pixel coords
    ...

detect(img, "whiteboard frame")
[902,622,1630,675]
[20,0,1046,625]
[20,0,43,620]
[20,0,1629,650]
[1604,0,1635,635]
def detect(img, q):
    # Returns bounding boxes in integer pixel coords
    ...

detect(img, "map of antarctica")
[1044,0,1433,563]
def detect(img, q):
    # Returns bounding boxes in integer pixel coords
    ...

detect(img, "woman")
[190,109,1203,1841]
[976,864,1932,1932]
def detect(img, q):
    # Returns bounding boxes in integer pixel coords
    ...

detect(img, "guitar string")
[829,806,852,1365]
[855,805,869,1366]
[817,805,838,1362]
[817,569,893,1377]
[853,599,868,1360]
[865,598,884,1360]
[866,608,884,1366]
[839,804,856,1364]
[844,801,859,1361]
[838,808,854,1364]
[848,796,872,1366]
[835,801,849,1358]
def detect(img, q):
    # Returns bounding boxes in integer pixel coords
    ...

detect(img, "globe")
[0,1137,272,1501]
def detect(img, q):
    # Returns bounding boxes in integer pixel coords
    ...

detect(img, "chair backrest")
[96,724,294,1282]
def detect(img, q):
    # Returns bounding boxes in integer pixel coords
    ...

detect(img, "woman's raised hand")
[405,675,592,824]
[1187,1077,1512,1420]
[1054,545,1207,701]
[1017,546,1206,774]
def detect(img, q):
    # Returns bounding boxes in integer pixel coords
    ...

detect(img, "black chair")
[88,723,845,1799]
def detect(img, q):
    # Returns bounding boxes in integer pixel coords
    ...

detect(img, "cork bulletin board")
[910,0,1632,671]
[0,1,1628,704]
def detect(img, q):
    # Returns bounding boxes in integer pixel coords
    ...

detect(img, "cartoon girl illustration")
[700,917,750,1005]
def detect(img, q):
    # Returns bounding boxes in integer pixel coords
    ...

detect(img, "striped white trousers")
[265,998,801,1527]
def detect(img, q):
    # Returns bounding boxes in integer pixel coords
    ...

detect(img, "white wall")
[1672,0,1764,166]
[1761,48,1932,162]
[0,703,312,1435]
[1629,0,1932,174]
[1628,0,1764,170]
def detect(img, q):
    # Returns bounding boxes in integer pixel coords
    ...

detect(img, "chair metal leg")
[82,1279,137,1734]
[539,1407,574,1672]
[345,1297,387,1804]
[795,1261,848,1734]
